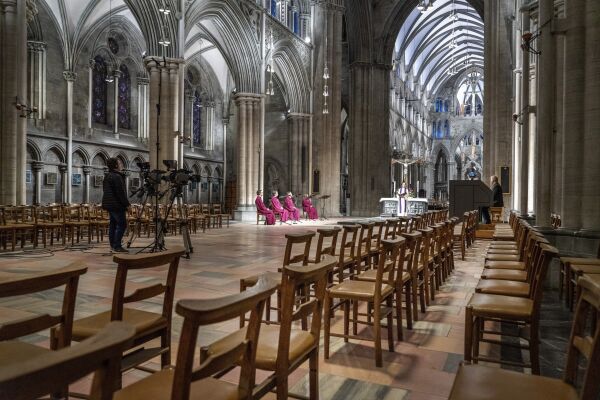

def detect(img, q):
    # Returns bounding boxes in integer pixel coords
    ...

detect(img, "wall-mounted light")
[15,97,38,118]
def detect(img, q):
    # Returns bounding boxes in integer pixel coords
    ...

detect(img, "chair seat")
[484,261,526,270]
[0,341,50,369]
[113,368,240,400]
[468,293,533,320]
[72,308,167,341]
[476,280,530,297]
[570,264,600,275]
[449,364,577,400]
[490,241,517,247]
[561,257,600,266]
[486,249,519,255]
[328,280,393,300]
[206,324,315,371]
[481,269,527,282]
[486,254,520,262]
[493,234,515,241]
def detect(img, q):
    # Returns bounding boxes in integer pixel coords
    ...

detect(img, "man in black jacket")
[491,175,504,207]
[102,158,130,252]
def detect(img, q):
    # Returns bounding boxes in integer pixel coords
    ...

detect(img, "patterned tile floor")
[0,219,556,399]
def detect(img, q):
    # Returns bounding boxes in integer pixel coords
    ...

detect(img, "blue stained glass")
[444,120,450,138]
[271,0,277,17]
[193,91,202,146]
[293,11,299,34]
[92,55,107,124]
[118,64,130,129]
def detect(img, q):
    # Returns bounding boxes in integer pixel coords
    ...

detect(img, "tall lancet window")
[193,91,202,146]
[92,55,108,124]
[118,64,131,129]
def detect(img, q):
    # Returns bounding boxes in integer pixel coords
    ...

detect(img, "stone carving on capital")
[136,76,149,85]
[63,70,78,81]
[82,166,92,175]
[31,161,44,171]
[27,41,46,52]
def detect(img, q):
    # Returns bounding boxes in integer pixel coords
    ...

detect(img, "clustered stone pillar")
[144,57,183,170]
[137,76,149,142]
[0,0,28,205]
[27,40,46,122]
[82,166,91,204]
[63,70,77,204]
[287,113,310,195]
[313,0,343,216]
[518,9,531,215]
[112,69,121,138]
[483,0,513,208]
[234,93,262,220]
[58,164,68,204]
[32,161,44,205]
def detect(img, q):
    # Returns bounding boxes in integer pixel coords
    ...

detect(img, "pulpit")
[449,180,492,218]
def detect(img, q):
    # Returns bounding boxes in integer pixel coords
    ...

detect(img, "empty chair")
[70,248,185,375]
[0,322,134,400]
[113,276,278,400]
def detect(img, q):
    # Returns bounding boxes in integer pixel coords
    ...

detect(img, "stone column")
[582,0,600,229]
[112,69,121,138]
[58,164,68,204]
[27,41,46,121]
[233,93,262,220]
[483,0,513,205]
[63,70,77,204]
[519,10,531,215]
[0,0,28,205]
[223,118,228,204]
[560,0,585,229]
[137,76,149,141]
[288,114,300,194]
[32,161,44,205]
[534,0,556,225]
[87,59,94,135]
[144,57,183,169]
[313,0,343,216]
[82,166,91,204]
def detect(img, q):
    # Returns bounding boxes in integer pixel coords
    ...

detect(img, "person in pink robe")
[302,194,318,220]
[255,190,275,225]
[270,191,290,223]
[284,192,301,222]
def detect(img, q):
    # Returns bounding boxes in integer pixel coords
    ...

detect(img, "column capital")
[234,92,263,105]
[137,76,149,85]
[143,57,184,72]
[58,164,68,173]
[27,41,46,52]
[31,161,44,171]
[112,70,122,79]
[82,166,92,174]
[63,71,77,81]
[286,112,311,120]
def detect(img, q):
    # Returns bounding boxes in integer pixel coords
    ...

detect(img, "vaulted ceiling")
[394,0,484,97]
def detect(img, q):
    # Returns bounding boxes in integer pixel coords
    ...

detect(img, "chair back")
[418,227,433,267]
[313,227,341,261]
[278,256,337,370]
[384,218,399,239]
[530,243,559,311]
[402,231,423,279]
[109,248,185,323]
[0,263,87,348]
[177,276,278,400]
[283,232,315,266]
[565,274,600,399]
[371,221,386,249]
[372,239,404,297]
[0,322,134,400]
[337,225,359,266]
[356,222,374,260]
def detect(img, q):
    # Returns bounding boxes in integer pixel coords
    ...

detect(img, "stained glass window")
[118,64,130,129]
[108,37,119,54]
[193,91,202,146]
[92,55,107,124]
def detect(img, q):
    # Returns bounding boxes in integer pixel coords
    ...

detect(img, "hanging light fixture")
[322,22,329,114]
[159,23,171,47]
[158,0,171,15]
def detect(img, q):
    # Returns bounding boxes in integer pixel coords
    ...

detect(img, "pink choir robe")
[302,197,318,220]
[284,196,301,221]
[270,196,289,222]
[255,196,275,225]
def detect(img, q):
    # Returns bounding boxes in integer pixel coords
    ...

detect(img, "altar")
[379,197,428,216]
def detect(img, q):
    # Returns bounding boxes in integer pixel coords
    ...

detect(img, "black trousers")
[108,210,127,249]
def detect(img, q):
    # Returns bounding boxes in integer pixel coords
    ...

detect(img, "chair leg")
[309,350,319,400]
[404,283,413,330]
[472,317,481,364]
[386,297,394,352]
[161,332,170,368]
[323,295,332,359]
[395,290,403,341]
[276,375,288,400]
[530,320,540,375]
[343,300,349,342]
[464,306,473,363]
[374,299,382,367]
[352,300,359,335]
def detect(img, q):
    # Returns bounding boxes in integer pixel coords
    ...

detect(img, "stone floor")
[0,219,573,399]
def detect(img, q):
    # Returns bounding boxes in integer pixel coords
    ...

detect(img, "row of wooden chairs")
[449,213,600,399]
[452,210,478,260]
[1,247,322,399]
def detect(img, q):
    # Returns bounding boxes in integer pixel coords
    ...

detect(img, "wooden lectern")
[449,180,492,218]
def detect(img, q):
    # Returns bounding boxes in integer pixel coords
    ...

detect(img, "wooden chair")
[308,227,341,264]
[0,322,134,400]
[559,241,600,308]
[464,243,559,374]
[333,224,359,282]
[355,222,374,274]
[70,248,185,377]
[208,256,337,400]
[324,239,404,367]
[36,204,65,247]
[114,276,278,400]
[453,212,469,260]
[490,207,503,224]
[417,226,434,306]
[63,204,92,245]
[449,273,600,400]
[213,203,230,227]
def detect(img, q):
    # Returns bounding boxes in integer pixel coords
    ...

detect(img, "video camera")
[160,160,201,187]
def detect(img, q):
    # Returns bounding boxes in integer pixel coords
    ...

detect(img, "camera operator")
[102,158,130,253]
